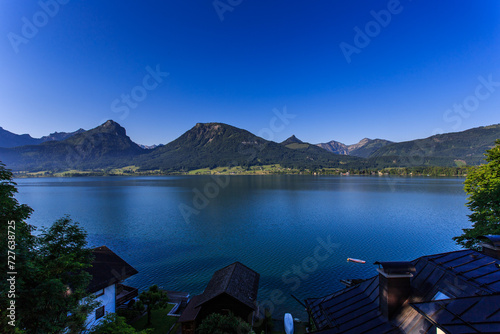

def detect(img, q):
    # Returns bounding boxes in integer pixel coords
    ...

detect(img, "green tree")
[89,313,152,334]
[18,216,99,333]
[1,163,35,332]
[197,313,252,334]
[138,285,169,326]
[1,163,98,333]
[454,139,500,249]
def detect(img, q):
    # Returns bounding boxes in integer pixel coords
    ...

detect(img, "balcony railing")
[116,284,138,306]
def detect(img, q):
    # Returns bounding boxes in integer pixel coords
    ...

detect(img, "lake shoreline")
[14,176,470,318]
[12,165,469,178]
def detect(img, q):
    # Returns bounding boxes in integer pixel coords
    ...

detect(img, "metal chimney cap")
[374,261,416,275]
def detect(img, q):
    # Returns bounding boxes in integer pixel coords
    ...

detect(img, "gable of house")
[84,246,138,330]
[86,245,138,293]
[179,262,260,333]
[195,262,260,310]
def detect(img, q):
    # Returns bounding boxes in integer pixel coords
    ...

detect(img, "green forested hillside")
[137,123,361,172]
[0,120,145,171]
[348,138,393,158]
[368,124,500,166]
[0,121,499,173]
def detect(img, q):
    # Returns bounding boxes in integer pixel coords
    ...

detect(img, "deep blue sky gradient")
[1,1,499,145]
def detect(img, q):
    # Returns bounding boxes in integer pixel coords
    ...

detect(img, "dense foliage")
[197,313,252,334]
[137,285,169,326]
[0,163,35,332]
[1,163,98,333]
[19,216,98,333]
[0,121,144,172]
[136,123,360,172]
[454,139,500,249]
[89,313,152,334]
[370,124,500,163]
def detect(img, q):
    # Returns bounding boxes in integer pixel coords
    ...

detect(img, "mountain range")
[0,120,499,173]
[0,126,85,148]
[316,138,394,158]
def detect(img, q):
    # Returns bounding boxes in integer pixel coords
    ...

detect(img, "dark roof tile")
[196,262,259,310]
[178,295,202,323]
[86,246,138,293]
[307,249,500,333]
[306,276,401,333]
[411,294,500,333]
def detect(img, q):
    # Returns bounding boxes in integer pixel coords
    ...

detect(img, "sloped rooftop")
[179,262,260,323]
[86,246,138,293]
[306,249,500,333]
[196,261,260,310]
[307,276,402,334]
[412,294,500,333]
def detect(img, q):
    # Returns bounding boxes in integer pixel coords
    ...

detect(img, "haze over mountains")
[0,120,499,173]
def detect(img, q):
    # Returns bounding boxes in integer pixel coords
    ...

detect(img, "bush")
[197,313,252,334]
[117,307,143,323]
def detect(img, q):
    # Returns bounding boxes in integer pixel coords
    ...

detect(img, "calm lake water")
[14,175,470,319]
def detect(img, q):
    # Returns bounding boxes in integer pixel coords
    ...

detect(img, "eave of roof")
[178,295,202,323]
[86,245,138,293]
[411,294,500,333]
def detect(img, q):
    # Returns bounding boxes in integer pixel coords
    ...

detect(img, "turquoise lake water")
[14,175,470,319]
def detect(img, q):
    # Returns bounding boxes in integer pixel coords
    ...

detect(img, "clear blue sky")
[1,1,499,146]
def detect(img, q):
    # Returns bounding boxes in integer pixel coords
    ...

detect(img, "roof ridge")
[224,262,238,291]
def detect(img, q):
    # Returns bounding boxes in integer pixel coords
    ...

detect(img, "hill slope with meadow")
[0,121,499,174]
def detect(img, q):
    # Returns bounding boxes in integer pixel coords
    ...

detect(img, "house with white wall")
[84,246,139,329]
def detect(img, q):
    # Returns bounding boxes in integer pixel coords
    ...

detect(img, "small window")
[432,291,451,301]
[95,306,105,320]
[95,289,105,297]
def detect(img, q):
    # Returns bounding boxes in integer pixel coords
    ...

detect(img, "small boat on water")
[347,258,366,264]
[284,313,294,334]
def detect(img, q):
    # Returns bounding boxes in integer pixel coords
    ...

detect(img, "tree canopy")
[1,163,35,332]
[18,216,98,333]
[197,313,252,334]
[89,313,152,334]
[138,285,169,326]
[454,139,500,249]
[1,163,98,333]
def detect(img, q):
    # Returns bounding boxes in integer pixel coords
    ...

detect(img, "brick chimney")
[478,235,500,260]
[375,261,416,319]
